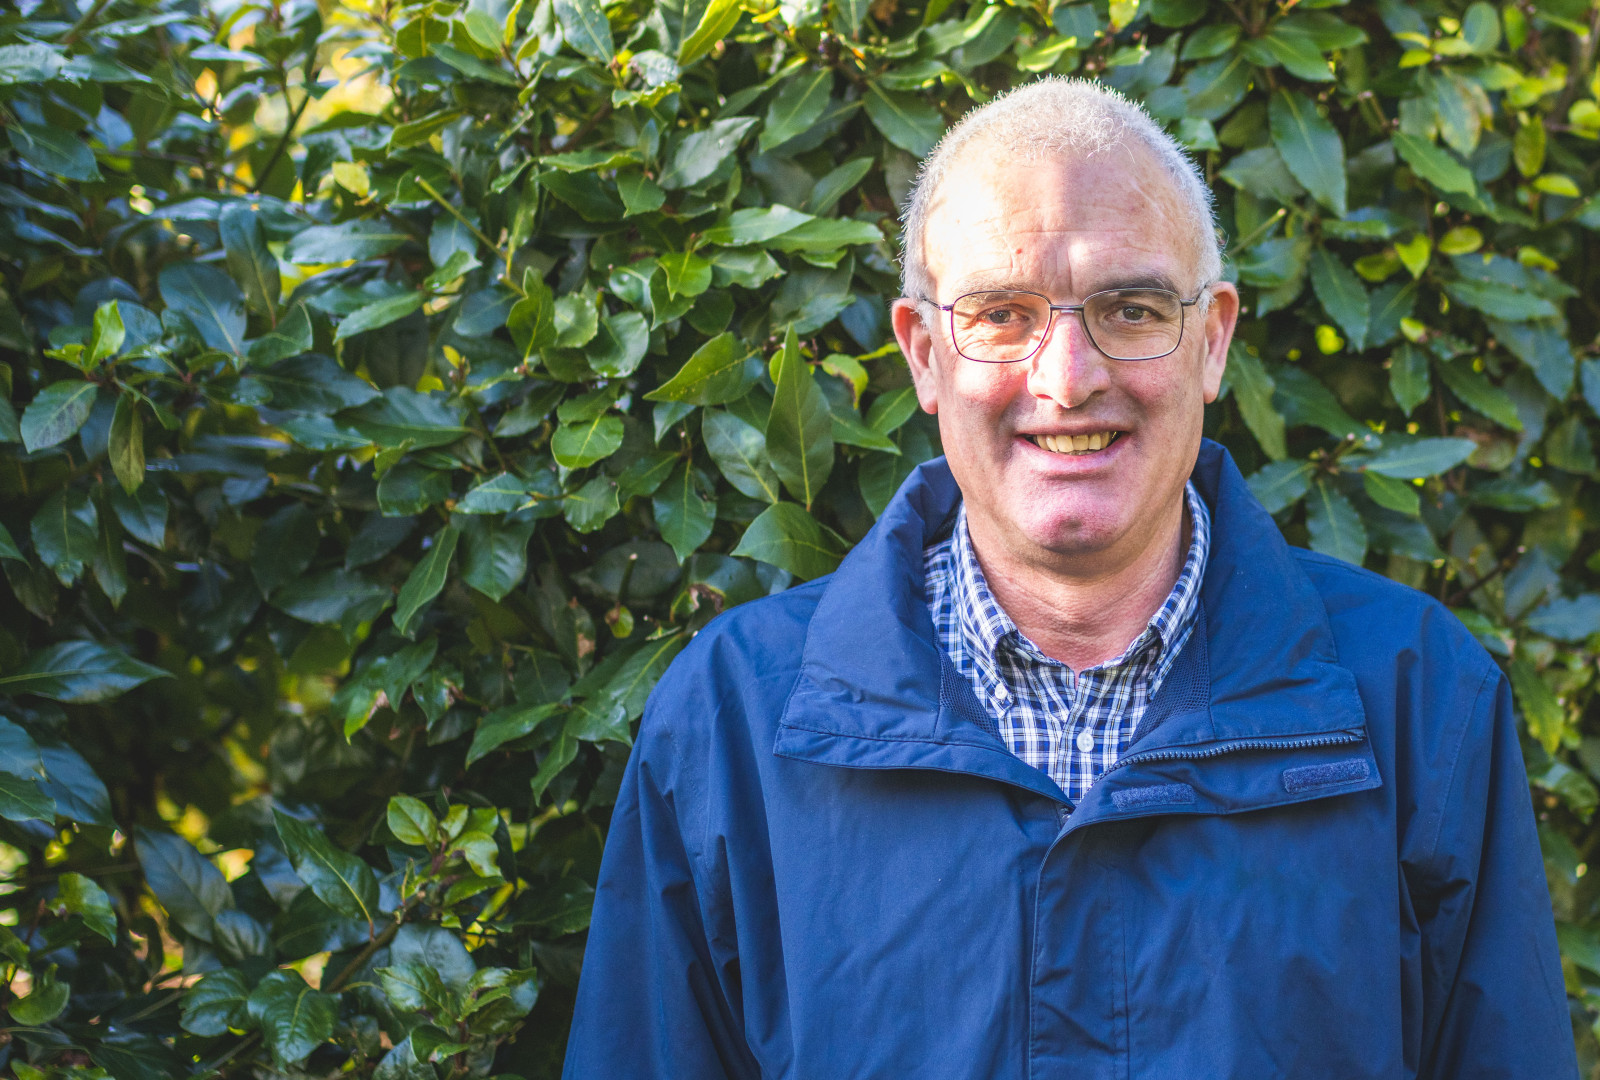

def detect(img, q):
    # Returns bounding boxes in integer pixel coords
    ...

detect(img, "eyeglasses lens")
[950,289,1185,362]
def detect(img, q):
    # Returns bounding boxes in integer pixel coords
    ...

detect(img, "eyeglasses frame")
[913,286,1210,364]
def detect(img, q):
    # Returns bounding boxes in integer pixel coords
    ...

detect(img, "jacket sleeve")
[562,706,757,1080]
[1417,669,1576,1079]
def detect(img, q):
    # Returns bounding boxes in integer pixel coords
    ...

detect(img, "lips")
[1024,431,1123,455]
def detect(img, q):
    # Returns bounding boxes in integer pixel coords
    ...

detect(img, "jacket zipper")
[1104,730,1365,775]
[1053,732,1367,828]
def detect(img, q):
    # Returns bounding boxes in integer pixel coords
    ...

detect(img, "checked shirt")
[924,483,1211,805]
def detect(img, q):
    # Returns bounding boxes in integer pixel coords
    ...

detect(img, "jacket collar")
[773,440,1374,811]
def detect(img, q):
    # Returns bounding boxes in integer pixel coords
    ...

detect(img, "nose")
[1025,308,1111,410]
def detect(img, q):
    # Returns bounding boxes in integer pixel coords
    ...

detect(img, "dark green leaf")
[1442,278,1557,321]
[58,872,117,942]
[1273,366,1363,439]
[159,263,247,354]
[8,122,99,180]
[0,717,42,780]
[1269,89,1346,216]
[1436,360,1523,429]
[37,744,113,826]
[660,117,757,189]
[30,487,98,586]
[1309,249,1369,353]
[346,388,470,449]
[21,380,97,452]
[1305,478,1367,565]
[1363,471,1421,516]
[1217,146,1305,206]
[220,203,281,316]
[467,703,562,765]
[247,970,336,1067]
[704,409,781,502]
[258,353,378,413]
[253,503,320,595]
[135,828,233,942]
[1389,343,1431,416]
[461,513,537,601]
[762,69,833,151]
[1527,594,1600,642]
[551,414,625,468]
[273,810,381,925]
[731,502,847,579]
[9,972,69,1026]
[1391,133,1476,195]
[766,327,835,507]
[394,525,460,638]
[0,774,55,823]
[653,462,716,562]
[564,474,620,532]
[246,302,315,369]
[0,640,168,702]
[1489,318,1574,399]
[283,221,412,263]
[99,387,142,493]
[337,292,428,341]
[554,0,615,61]
[863,84,943,157]
[1246,459,1313,514]
[181,969,251,1037]
[1362,437,1476,478]
[1223,346,1286,459]
[645,333,761,405]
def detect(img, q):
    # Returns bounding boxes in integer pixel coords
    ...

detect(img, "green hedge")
[1,0,1599,1072]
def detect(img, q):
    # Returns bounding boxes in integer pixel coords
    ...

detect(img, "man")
[563,79,1574,1078]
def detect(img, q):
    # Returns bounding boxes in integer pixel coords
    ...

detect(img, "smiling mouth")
[1025,431,1123,455]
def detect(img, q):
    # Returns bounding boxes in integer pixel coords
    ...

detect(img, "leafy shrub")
[2,0,1600,1072]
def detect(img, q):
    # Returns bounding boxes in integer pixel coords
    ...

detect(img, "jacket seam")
[1421,664,1499,879]
[777,717,997,748]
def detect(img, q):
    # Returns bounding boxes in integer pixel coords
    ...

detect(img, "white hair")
[899,78,1222,309]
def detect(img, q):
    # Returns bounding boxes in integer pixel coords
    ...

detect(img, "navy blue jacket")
[564,440,1575,1079]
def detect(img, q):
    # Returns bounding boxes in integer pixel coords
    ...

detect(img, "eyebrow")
[946,269,1185,298]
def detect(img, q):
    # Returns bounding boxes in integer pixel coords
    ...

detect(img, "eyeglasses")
[917,287,1206,363]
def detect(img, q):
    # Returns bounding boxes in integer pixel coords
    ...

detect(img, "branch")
[250,88,313,194]
[61,0,116,46]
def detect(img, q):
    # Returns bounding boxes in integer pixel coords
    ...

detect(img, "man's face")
[892,145,1239,574]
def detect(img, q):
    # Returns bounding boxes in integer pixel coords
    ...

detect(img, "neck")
[965,492,1190,671]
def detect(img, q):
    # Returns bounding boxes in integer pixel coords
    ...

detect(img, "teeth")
[1033,431,1119,455]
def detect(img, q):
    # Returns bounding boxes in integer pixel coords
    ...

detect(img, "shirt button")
[1076,729,1095,753]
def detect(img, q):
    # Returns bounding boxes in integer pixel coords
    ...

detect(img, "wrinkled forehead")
[919,140,1199,296]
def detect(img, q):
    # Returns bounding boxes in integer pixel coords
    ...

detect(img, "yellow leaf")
[1437,226,1482,255]
[1395,234,1431,279]
[1532,173,1580,197]
[332,161,370,198]
[1517,246,1560,272]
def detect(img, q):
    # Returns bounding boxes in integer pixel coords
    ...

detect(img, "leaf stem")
[414,177,513,286]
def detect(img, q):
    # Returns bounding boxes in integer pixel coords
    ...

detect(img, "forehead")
[919,142,1197,296]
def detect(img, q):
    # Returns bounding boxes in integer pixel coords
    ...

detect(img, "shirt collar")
[949,482,1211,674]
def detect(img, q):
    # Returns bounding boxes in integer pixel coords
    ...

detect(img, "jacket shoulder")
[1288,547,1498,686]
[643,577,829,735]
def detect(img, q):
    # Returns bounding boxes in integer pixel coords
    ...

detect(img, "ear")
[891,298,941,415]
[1198,282,1240,404]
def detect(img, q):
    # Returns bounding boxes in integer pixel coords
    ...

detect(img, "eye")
[1118,305,1152,322]
[981,308,1017,326]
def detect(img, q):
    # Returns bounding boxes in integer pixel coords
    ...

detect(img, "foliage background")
[0,0,1598,1071]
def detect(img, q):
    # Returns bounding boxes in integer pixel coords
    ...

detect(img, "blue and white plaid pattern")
[924,483,1210,805]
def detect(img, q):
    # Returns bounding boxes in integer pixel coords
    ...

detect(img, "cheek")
[942,360,1026,415]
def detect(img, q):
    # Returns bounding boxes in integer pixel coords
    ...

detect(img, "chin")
[1013,503,1128,558]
